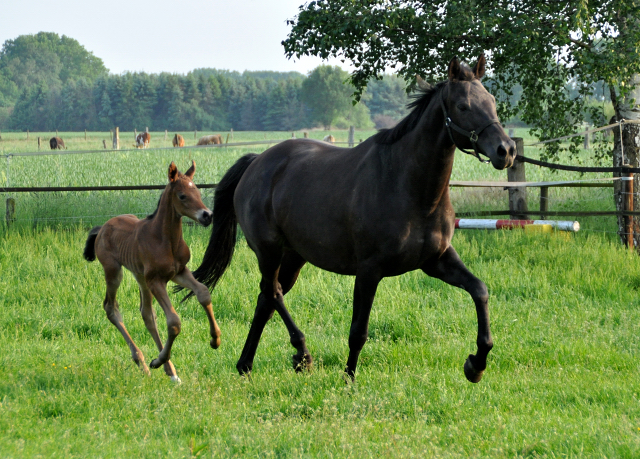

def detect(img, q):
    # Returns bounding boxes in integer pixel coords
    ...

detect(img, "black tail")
[179,153,258,300]
[83,226,102,261]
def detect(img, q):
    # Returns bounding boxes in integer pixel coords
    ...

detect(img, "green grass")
[0,225,639,457]
[0,129,637,457]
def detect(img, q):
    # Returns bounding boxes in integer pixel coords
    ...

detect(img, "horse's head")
[442,55,516,170]
[168,161,213,226]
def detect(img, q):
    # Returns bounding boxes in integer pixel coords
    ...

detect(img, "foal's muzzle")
[197,209,213,227]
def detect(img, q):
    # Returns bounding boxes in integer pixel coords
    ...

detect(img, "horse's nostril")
[497,145,507,158]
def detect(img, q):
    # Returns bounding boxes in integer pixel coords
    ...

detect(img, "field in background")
[0,129,638,457]
[0,128,620,238]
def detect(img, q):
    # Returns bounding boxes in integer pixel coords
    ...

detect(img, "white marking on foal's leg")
[171,375,182,384]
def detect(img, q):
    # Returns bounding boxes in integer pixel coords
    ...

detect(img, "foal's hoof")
[210,336,221,349]
[150,358,163,369]
[170,375,182,384]
[292,353,313,373]
[463,355,484,383]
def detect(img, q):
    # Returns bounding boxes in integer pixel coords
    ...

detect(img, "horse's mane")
[374,64,476,145]
[146,196,162,220]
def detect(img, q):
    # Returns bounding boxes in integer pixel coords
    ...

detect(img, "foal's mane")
[374,64,477,146]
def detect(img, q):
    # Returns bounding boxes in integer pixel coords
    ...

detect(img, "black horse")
[187,55,516,383]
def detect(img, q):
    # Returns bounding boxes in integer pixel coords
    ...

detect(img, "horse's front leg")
[422,245,493,383]
[173,268,222,349]
[147,280,181,371]
[345,265,382,381]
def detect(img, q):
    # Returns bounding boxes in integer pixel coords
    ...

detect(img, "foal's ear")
[473,54,486,79]
[416,75,432,91]
[448,56,461,80]
[185,160,195,179]
[168,161,180,183]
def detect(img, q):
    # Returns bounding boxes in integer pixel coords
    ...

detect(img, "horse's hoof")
[210,336,221,349]
[170,375,182,384]
[292,353,313,373]
[236,361,252,377]
[342,370,356,384]
[464,355,484,383]
[150,358,162,369]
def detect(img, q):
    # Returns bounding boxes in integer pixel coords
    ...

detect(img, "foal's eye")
[178,193,187,201]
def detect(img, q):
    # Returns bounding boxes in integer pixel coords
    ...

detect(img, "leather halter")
[439,84,501,164]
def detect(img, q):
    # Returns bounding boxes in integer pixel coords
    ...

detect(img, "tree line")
[0,33,409,132]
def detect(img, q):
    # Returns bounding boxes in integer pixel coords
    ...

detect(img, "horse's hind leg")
[422,245,493,383]
[136,278,179,382]
[237,248,310,375]
[101,261,150,375]
[173,268,222,349]
[277,250,311,371]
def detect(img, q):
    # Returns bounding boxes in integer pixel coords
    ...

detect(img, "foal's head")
[168,161,213,226]
[443,55,516,170]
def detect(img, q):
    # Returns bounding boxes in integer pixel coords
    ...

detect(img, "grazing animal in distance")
[182,55,516,383]
[196,134,223,146]
[172,133,185,147]
[136,132,151,148]
[83,161,221,383]
[322,135,335,143]
[50,137,66,150]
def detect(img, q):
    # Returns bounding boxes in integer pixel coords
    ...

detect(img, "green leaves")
[284,0,640,161]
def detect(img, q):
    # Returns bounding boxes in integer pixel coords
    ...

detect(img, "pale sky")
[0,0,352,76]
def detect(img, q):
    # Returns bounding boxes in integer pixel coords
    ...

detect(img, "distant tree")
[0,32,108,104]
[300,65,355,129]
[361,75,409,122]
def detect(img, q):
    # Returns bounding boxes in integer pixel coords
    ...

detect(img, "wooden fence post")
[194,130,197,140]
[623,165,634,250]
[56,129,58,137]
[113,127,120,150]
[584,133,590,149]
[145,127,149,133]
[27,130,29,140]
[230,129,233,140]
[507,138,528,219]
[539,186,549,220]
[134,129,138,140]
[103,139,107,149]
[37,137,41,150]
[304,132,308,138]
[348,126,355,147]
[164,130,167,141]
[508,128,515,138]
[5,198,15,226]
[85,129,87,140]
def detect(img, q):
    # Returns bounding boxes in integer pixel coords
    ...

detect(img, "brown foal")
[83,161,221,382]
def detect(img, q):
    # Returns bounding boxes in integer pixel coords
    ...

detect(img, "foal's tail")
[83,226,102,261]
[179,153,258,301]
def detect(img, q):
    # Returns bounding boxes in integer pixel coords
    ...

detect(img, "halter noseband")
[439,84,501,164]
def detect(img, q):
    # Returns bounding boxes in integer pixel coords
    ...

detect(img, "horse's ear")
[416,75,432,90]
[185,160,195,179]
[448,56,461,80]
[168,161,180,183]
[473,54,486,79]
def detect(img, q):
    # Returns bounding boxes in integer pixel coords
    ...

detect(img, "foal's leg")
[101,261,150,375]
[173,268,222,349]
[136,277,179,381]
[422,245,492,383]
[345,264,382,381]
[236,249,310,375]
[146,280,182,370]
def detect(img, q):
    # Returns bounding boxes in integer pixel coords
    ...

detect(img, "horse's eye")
[178,193,187,201]
[457,104,469,111]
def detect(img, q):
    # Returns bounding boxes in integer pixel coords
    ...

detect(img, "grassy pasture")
[0,130,638,457]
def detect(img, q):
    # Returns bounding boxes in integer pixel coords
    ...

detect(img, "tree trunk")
[613,74,640,250]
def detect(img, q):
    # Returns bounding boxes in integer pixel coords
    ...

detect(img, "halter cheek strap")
[439,85,501,164]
